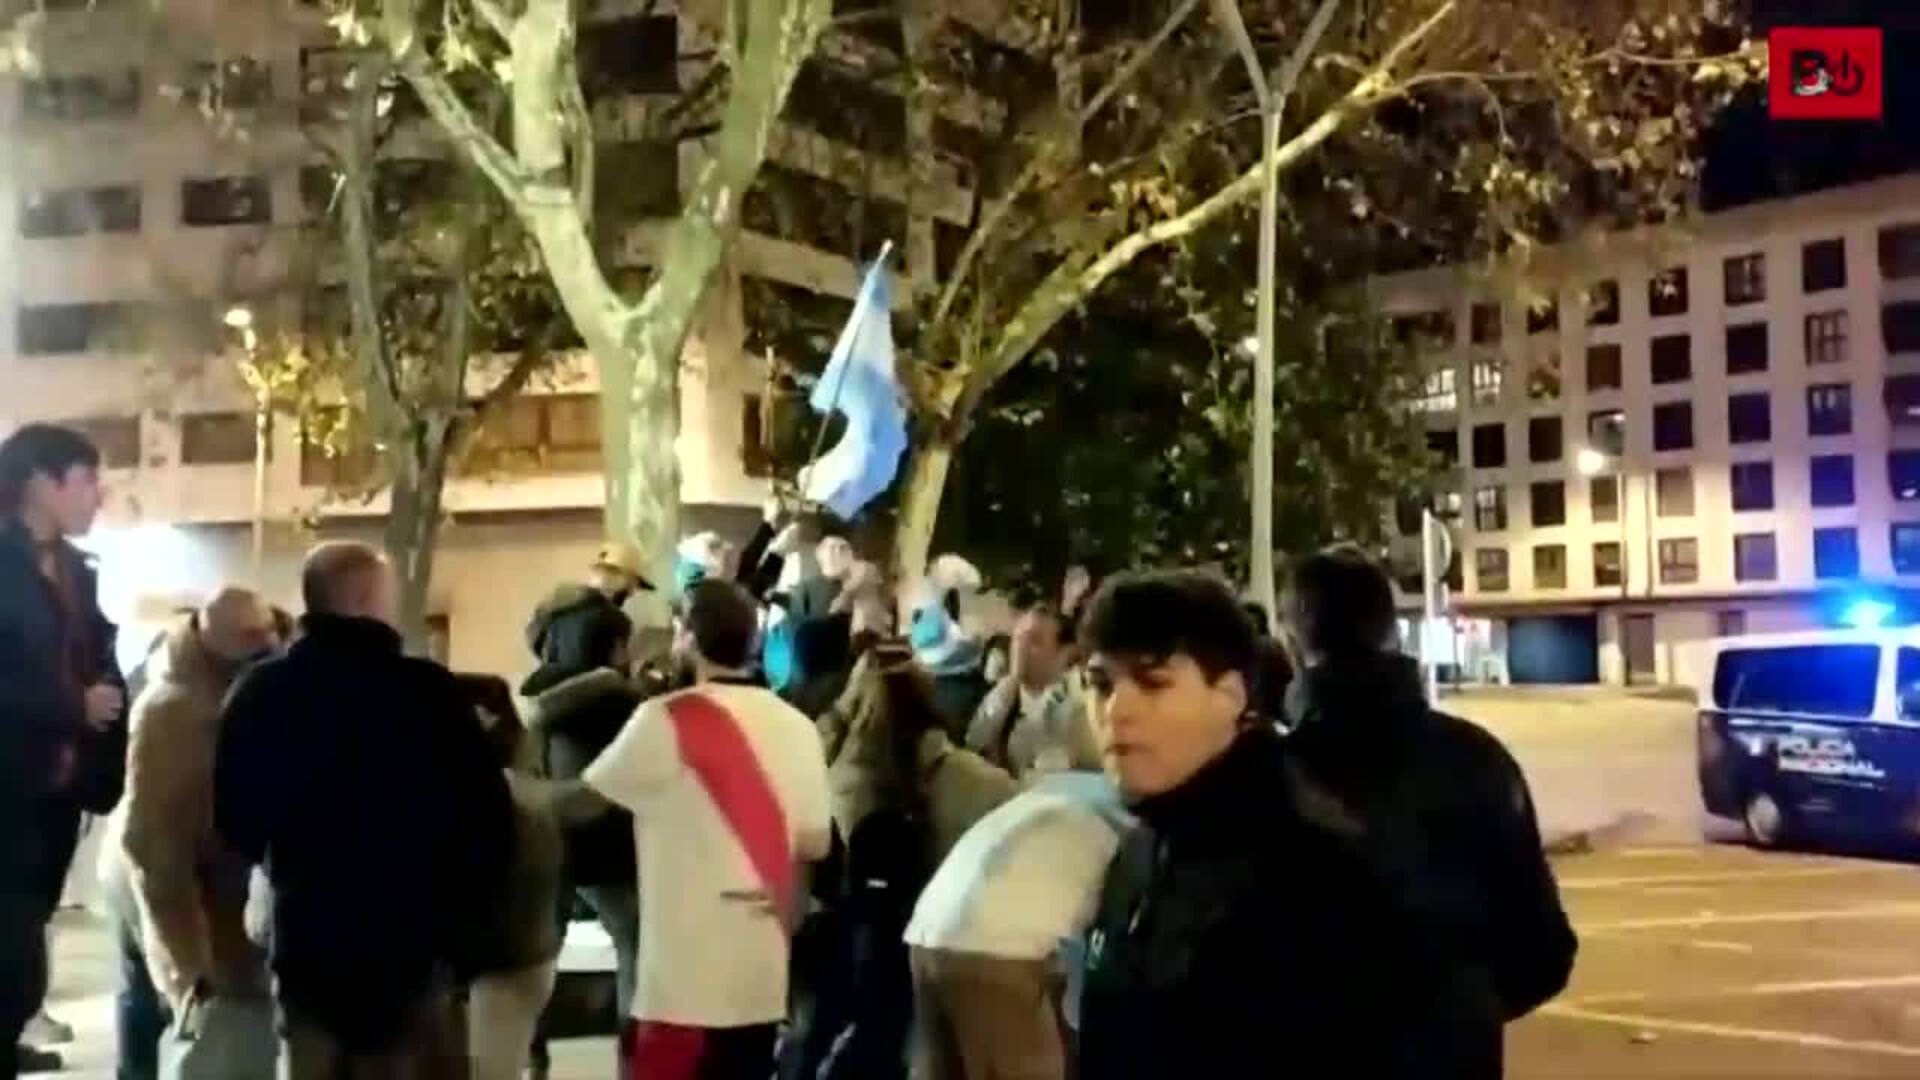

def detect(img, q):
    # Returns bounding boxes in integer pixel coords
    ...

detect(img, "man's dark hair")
[683,578,761,670]
[0,423,100,517]
[1286,543,1397,658]
[1082,570,1257,684]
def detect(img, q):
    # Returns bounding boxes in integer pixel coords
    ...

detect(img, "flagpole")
[800,240,895,495]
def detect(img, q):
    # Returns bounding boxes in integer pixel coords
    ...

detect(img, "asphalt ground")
[1512,843,1920,1078]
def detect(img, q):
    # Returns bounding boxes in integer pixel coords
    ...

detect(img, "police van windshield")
[1712,644,1878,718]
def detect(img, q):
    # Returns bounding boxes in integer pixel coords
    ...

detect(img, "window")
[181,176,271,226]
[1734,534,1777,582]
[1471,423,1506,469]
[1470,302,1501,345]
[1717,611,1748,638]
[20,185,141,238]
[1808,383,1853,436]
[21,69,141,121]
[1590,476,1620,524]
[1648,267,1689,317]
[1714,645,1879,717]
[1594,542,1624,587]
[1725,323,1768,374]
[1417,367,1457,413]
[1527,298,1559,334]
[180,57,272,111]
[1473,485,1508,532]
[1470,358,1504,406]
[1390,310,1455,346]
[1394,498,1424,538]
[1880,223,1920,281]
[1659,538,1700,584]
[1803,237,1847,293]
[742,394,771,478]
[1650,334,1692,384]
[57,416,140,469]
[1811,454,1855,508]
[1434,488,1464,522]
[1475,549,1509,592]
[1588,279,1621,326]
[1888,374,1920,426]
[1652,401,1693,452]
[1530,481,1566,527]
[1533,544,1567,589]
[1426,428,1459,467]
[1587,409,1626,456]
[1896,525,1920,575]
[1885,301,1920,354]
[180,412,256,465]
[1728,392,1772,444]
[1724,253,1766,305]
[1657,467,1694,517]
[462,393,602,475]
[1892,451,1920,502]
[581,14,679,95]
[1730,461,1775,512]
[1525,350,1561,402]
[1806,310,1848,365]
[1815,527,1860,580]
[1585,343,1623,392]
[1527,416,1562,463]
[17,301,124,355]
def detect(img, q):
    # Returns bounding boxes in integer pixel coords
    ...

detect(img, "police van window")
[1716,645,1879,718]
[1899,648,1920,720]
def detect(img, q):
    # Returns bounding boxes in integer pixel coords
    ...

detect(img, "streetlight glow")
[223,305,255,330]
[1576,447,1609,477]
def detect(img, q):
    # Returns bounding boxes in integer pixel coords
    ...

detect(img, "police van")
[1698,629,1920,850]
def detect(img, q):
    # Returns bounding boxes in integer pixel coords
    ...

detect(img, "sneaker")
[17,1045,63,1074]
[22,1010,73,1047]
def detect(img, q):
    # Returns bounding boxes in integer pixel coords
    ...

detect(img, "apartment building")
[1376,173,1920,688]
[0,0,997,675]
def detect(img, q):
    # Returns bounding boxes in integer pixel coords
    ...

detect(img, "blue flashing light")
[1840,597,1896,629]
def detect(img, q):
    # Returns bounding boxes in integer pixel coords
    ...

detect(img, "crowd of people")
[0,420,1578,1080]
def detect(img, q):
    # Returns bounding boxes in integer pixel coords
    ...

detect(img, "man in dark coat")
[1075,571,1443,1079]
[214,542,512,1079]
[0,424,126,1078]
[1282,545,1577,1075]
[520,598,644,1022]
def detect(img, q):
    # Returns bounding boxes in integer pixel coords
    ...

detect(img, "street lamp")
[1576,447,1608,478]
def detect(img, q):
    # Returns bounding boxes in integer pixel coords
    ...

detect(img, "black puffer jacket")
[1079,726,1441,1078]
[523,668,642,887]
[1283,653,1578,1073]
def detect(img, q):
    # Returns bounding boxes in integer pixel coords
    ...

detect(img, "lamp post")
[225,305,267,576]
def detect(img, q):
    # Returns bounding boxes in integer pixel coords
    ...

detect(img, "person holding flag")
[576,578,834,1080]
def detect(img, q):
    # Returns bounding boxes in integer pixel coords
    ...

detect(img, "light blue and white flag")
[802,243,908,520]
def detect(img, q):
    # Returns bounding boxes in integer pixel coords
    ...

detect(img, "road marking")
[1583,902,1920,932]
[1568,973,1920,1007]
[1560,865,1905,891]
[1541,1003,1920,1057]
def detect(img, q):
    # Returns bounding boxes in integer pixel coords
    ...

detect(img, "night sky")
[1702,0,1920,210]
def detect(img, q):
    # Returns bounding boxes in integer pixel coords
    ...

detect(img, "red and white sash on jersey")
[664,691,796,928]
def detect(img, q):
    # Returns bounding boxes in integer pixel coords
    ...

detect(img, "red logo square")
[1769,27,1883,120]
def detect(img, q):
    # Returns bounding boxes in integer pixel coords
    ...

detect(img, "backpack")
[841,799,937,933]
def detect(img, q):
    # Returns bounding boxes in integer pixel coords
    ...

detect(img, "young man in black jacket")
[1282,545,1577,1075]
[1075,571,1444,1079]
[214,542,512,1080]
[0,425,125,1078]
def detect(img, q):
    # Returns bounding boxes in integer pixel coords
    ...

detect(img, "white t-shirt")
[904,771,1128,960]
[584,681,832,1027]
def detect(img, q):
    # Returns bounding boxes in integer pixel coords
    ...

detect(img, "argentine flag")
[802,244,909,520]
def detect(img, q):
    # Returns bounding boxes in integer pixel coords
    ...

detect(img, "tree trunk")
[384,423,453,655]
[890,436,954,601]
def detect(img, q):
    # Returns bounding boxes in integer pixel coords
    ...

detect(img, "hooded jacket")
[965,675,1100,778]
[1078,726,1441,1079]
[1282,652,1577,1070]
[104,615,266,1003]
[522,667,642,887]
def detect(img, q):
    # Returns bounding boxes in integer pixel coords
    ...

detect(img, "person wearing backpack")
[1281,546,1576,1076]
[804,646,1018,1080]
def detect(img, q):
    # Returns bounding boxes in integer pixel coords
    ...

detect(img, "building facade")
[0,0,1000,676]
[1377,173,1920,688]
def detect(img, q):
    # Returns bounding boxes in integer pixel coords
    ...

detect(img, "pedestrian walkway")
[38,912,616,1079]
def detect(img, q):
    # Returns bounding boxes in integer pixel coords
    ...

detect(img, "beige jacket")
[965,676,1101,779]
[110,617,265,1002]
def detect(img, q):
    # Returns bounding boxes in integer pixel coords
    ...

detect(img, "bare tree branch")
[927,0,1205,332]
[475,319,562,425]
[469,0,514,41]
[1271,0,1343,117]
[340,52,406,433]
[379,0,530,205]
